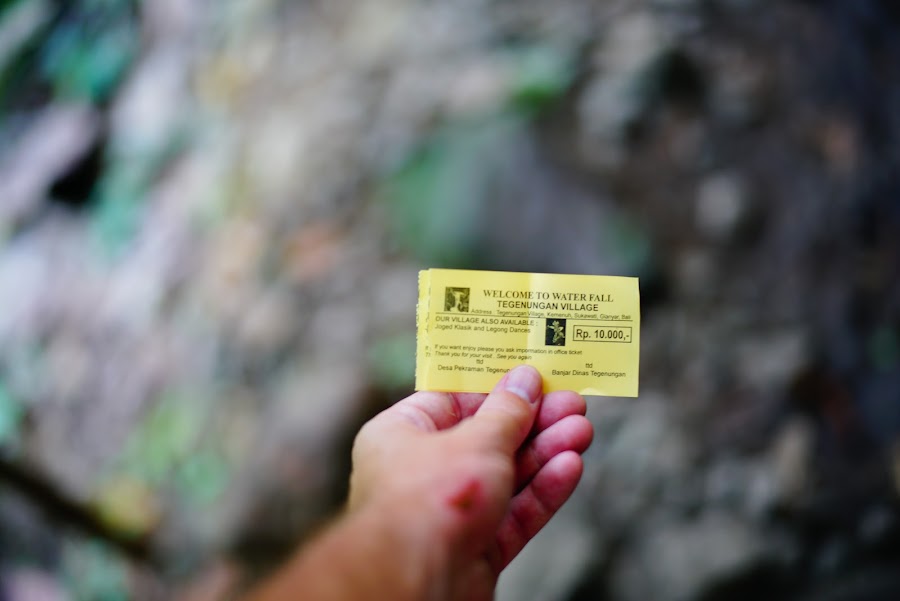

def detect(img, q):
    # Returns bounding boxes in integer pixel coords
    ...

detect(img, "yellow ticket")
[416,268,640,397]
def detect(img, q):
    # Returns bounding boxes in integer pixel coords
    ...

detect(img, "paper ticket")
[416,268,640,396]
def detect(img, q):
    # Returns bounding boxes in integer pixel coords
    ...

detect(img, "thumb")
[465,365,543,457]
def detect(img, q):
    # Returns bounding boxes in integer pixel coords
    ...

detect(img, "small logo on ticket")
[444,287,470,312]
[545,318,567,346]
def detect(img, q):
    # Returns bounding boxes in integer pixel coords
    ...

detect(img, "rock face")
[1,0,899,599]
[612,512,768,601]
[497,502,599,601]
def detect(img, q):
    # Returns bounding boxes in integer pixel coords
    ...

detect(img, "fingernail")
[504,365,541,404]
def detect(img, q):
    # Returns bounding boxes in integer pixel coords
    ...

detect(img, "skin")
[244,365,594,601]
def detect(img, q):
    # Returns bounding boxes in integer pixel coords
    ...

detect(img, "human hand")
[349,365,594,601]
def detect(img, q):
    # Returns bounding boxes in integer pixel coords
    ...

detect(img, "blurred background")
[0,0,899,599]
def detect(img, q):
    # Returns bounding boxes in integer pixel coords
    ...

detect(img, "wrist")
[247,499,451,601]
[350,497,452,600]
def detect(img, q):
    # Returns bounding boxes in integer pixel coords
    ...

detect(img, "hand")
[349,365,594,601]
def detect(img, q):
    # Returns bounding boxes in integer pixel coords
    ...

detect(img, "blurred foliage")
[601,213,655,278]
[381,44,576,266]
[91,131,192,259]
[122,391,205,485]
[0,0,138,111]
[1,0,147,257]
[0,380,23,447]
[39,0,137,103]
[508,44,576,114]
[95,475,158,538]
[94,387,232,537]
[118,389,231,511]
[869,326,900,372]
[382,114,521,266]
[368,333,417,391]
[175,450,230,507]
[90,160,149,256]
[63,540,130,601]
[0,0,53,107]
